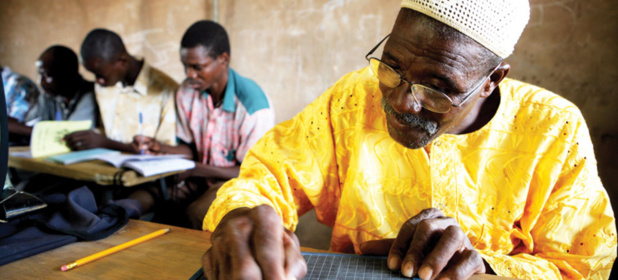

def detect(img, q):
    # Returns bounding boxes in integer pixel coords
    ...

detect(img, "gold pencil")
[61,228,171,271]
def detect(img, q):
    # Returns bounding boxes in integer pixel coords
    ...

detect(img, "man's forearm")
[192,163,240,180]
[159,143,193,157]
[104,138,137,153]
[8,117,33,137]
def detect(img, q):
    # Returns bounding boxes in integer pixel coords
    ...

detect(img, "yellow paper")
[30,120,92,158]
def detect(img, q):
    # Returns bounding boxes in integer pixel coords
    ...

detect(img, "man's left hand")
[359,208,486,280]
[64,130,109,151]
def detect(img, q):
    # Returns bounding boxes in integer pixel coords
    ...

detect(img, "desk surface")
[0,219,516,280]
[0,219,211,279]
[9,146,184,187]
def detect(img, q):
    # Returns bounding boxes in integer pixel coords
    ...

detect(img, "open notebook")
[95,153,196,177]
[46,148,120,165]
[29,120,92,158]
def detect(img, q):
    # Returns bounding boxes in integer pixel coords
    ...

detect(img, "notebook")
[29,120,92,158]
[96,153,195,177]
[46,148,120,165]
[121,158,196,177]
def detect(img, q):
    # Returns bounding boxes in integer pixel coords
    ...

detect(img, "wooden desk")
[9,146,183,188]
[0,219,211,279]
[0,219,515,280]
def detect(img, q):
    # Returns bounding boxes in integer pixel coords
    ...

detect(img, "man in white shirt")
[64,28,177,153]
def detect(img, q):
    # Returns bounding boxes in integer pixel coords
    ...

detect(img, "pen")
[138,111,145,155]
[61,228,171,271]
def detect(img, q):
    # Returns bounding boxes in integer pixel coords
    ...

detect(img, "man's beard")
[381,97,439,149]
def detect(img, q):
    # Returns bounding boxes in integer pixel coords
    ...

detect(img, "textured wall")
[218,0,400,122]
[0,0,616,251]
[0,0,211,83]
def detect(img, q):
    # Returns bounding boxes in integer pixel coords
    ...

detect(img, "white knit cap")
[401,0,530,58]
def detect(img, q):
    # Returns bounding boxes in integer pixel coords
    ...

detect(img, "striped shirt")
[176,68,274,167]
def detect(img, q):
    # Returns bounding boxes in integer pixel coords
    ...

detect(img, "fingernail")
[387,256,400,270]
[401,262,414,278]
[359,242,367,253]
[418,265,433,280]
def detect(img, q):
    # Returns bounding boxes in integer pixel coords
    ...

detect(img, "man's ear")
[218,52,230,66]
[480,62,510,98]
[115,53,129,67]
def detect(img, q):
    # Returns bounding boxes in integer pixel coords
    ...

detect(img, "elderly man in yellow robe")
[201,1,617,279]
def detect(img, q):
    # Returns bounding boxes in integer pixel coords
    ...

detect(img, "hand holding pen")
[132,135,162,155]
[133,112,164,154]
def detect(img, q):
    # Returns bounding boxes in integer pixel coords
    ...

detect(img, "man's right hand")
[202,205,307,280]
[131,135,161,155]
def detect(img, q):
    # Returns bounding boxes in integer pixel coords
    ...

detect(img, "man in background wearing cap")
[201,1,616,279]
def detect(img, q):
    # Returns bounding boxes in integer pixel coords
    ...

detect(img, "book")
[9,150,32,158]
[95,153,195,177]
[122,158,196,177]
[95,153,187,168]
[46,148,120,165]
[29,120,92,158]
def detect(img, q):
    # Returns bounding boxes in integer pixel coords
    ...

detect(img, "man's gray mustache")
[381,98,438,134]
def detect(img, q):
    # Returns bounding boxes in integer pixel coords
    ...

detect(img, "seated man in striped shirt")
[132,21,275,229]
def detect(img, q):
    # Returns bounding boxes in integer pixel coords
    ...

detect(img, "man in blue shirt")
[26,46,98,125]
[7,46,99,142]
[2,63,40,145]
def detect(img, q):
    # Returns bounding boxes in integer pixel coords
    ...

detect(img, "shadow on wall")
[599,135,617,280]
[598,134,618,214]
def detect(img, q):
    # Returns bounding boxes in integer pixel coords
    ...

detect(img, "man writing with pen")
[130,21,275,229]
[63,28,177,153]
[201,1,616,280]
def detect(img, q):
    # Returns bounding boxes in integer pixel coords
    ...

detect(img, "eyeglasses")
[365,34,498,114]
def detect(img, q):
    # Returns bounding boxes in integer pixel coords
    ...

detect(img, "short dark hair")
[41,45,79,77]
[181,20,230,58]
[80,28,127,63]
